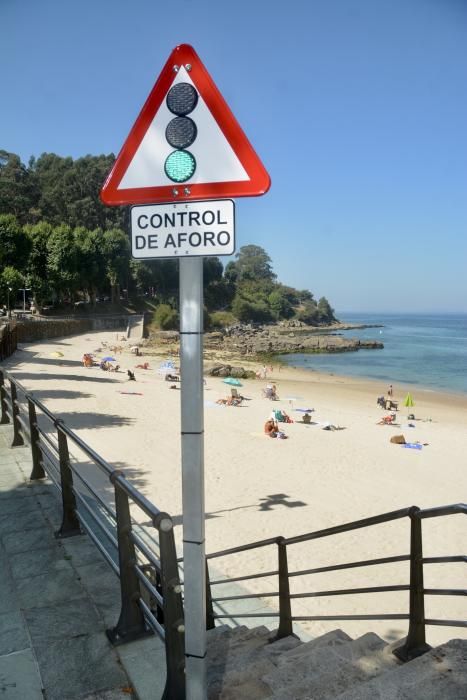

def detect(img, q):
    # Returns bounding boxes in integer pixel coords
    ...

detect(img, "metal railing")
[0,322,17,361]
[0,368,185,699]
[206,504,466,662]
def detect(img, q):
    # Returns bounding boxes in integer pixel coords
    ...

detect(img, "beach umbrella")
[404,392,415,416]
[102,356,116,362]
[223,377,242,386]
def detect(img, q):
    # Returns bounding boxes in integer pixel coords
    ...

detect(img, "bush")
[154,303,179,330]
[208,310,236,329]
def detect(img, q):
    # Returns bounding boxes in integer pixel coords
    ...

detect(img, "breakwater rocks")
[203,323,383,356]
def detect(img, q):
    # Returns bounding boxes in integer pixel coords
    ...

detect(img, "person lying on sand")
[216,397,242,406]
[377,413,397,425]
[135,362,150,370]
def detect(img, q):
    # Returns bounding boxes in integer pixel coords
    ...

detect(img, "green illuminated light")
[164,150,196,183]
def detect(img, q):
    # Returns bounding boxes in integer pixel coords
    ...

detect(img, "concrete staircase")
[207,626,467,699]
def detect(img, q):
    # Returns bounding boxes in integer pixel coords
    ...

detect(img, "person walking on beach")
[388,384,393,397]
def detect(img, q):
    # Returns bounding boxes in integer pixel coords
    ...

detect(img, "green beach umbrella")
[404,392,415,416]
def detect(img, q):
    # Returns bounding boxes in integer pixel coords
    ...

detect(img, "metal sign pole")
[179,257,206,699]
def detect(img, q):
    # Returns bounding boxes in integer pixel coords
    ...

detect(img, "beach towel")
[403,443,423,450]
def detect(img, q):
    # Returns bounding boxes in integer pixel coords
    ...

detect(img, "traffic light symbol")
[164,82,198,183]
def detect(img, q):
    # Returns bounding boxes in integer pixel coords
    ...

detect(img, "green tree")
[0,214,30,271]
[0,266,24,309]
[0,152,38,223]
[101,228,130,303]
[47,224,80,300]
[297,301,321,326]
[24,221,54,309]
[268,289,294,320]
[317,296,335,323]
[231,245,276,284]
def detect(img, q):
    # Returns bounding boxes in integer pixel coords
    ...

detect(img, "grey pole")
[179,256,206,699]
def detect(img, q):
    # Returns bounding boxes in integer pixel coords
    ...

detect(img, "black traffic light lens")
[166,83,198,116]
[165,116,197,149]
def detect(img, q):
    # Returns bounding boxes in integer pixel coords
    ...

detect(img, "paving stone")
[0,496,42,516]
[0,564,19,615]
[35,631,128,700]
[76,560,122,627]
[117,634,167,700]
[61,534,106,567]
[8,543,73,580]
[2,525,56,554]
[0,611,30,655]
[24,597,103,646]
[0,648,44,699]
[15,566,85,609]
[0,507,50,535]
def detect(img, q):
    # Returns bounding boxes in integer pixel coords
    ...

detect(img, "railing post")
[106,473,150,646]
[55,421,81,538]
[275,537,294,639]
[10,381,24,447]
[158,514,186,700]
[0,371,9,424]
[205,560,215,631]
[28,398,46,480]
[393,508,431,661]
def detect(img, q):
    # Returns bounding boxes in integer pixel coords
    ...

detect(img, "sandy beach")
[3,329,466,647]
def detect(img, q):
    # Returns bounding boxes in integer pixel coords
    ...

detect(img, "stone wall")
[16,319,92,342]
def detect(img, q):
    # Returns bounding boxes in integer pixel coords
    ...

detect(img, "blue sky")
[2,0,466,314]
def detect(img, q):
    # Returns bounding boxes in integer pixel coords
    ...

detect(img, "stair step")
[208,625,277,687]
[333,638,467,700]
[209,657,276,700]
[265,632,398,699]
[276,628,352,665]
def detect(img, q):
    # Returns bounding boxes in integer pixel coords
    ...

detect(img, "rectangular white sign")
[131,199,235,259]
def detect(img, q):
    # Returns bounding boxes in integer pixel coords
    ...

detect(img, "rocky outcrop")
[206,364,256,379]
[204,324,383,357]
[149,324,384,358]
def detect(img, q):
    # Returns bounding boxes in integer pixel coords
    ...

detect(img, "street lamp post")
[7,288,12,319]
[19,288,31,312]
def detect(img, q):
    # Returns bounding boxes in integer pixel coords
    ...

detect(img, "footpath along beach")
[3,328,466,648]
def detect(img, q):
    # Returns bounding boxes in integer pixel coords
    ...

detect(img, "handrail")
[289,554,411,577]
[284,507,414,545]
[206,535,280,559]
[0,367,186,700]
[206,500,466,661]
[417,503,467,519]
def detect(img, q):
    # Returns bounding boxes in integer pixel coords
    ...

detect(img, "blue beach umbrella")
[223,377,243,387]
[102,356,116,362]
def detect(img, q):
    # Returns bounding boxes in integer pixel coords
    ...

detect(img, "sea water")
[279,313,467,395]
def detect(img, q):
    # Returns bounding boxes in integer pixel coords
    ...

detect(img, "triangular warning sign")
[100,44,270,206]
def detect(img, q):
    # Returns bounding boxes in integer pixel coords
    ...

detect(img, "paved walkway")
[0,423,166,700]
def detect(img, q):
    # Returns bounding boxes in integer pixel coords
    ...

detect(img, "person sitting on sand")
[82,354,93,368]
[100,360,109,371]
[127,370,136,381]
[264,418,278,437]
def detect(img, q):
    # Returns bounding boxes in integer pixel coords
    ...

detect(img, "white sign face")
[131,199,235,259]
